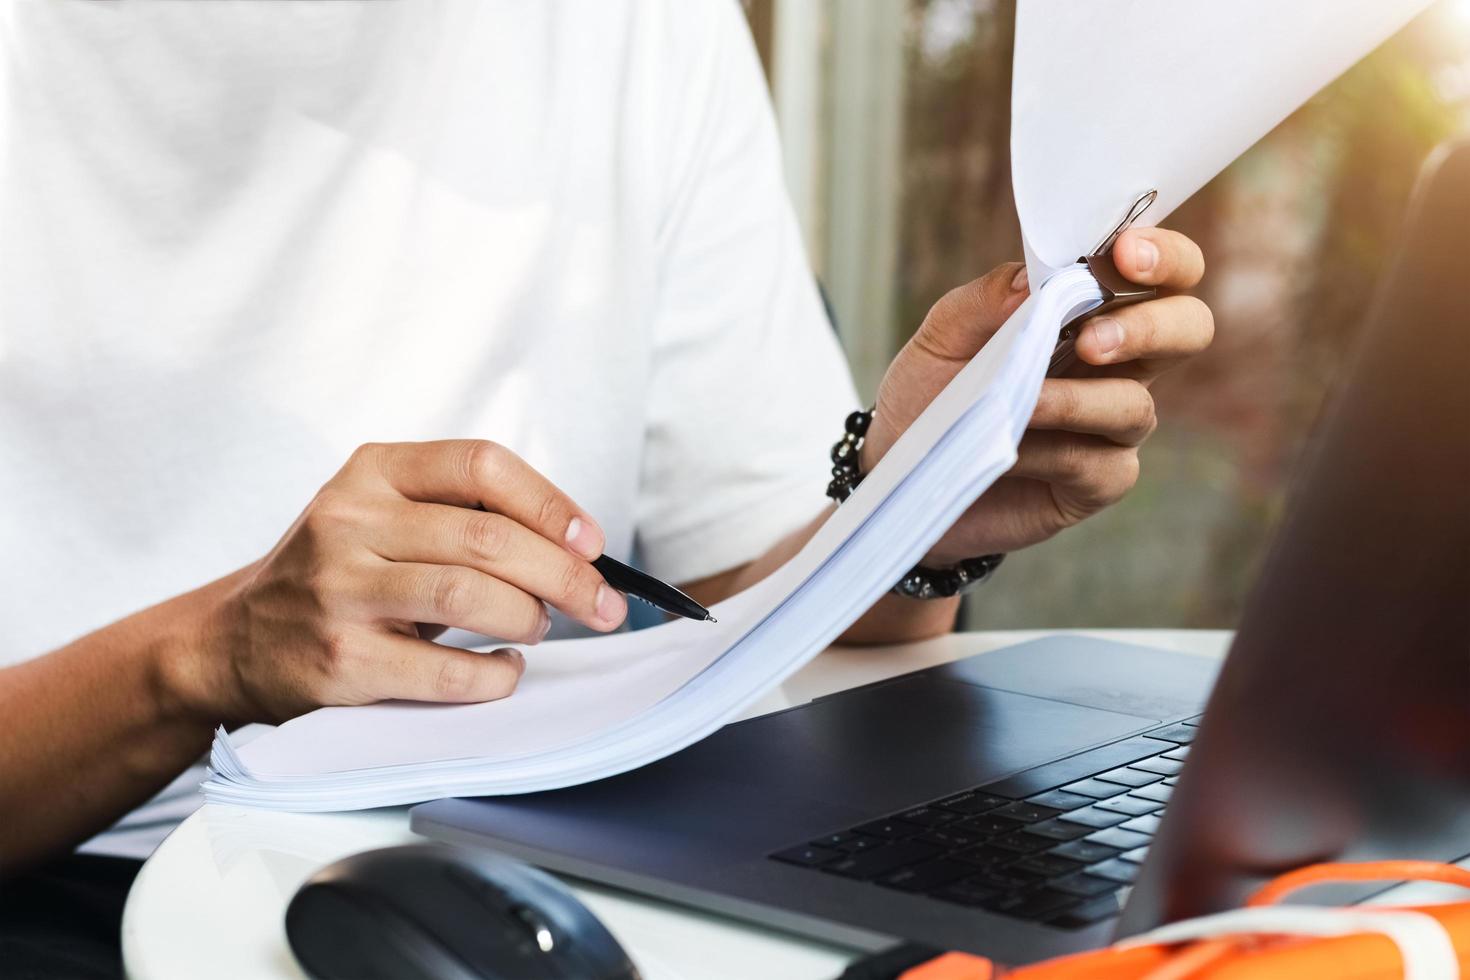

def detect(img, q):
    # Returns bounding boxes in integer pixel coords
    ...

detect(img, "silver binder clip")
[1048,189,1160,376]
[1090,188,1158,258]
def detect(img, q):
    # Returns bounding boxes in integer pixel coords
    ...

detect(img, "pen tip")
[706,615,718,624]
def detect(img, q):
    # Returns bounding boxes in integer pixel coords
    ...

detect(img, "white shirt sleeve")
[634,0,860,586]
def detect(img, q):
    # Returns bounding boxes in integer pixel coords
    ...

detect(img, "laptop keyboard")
[769,718,1199,930]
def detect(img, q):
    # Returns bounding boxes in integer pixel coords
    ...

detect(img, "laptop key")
[1120,814,1163,835]
[1132,783,1173,804]
[932,879,1001,907]
[1148,723,1197,744]
[973,865,1048,890]
[823,840,942,879]
[985,888,1079,920]
[1052,873,1121,898]
[980,737,1168,798]
[988,832,1054,855]
[1056,807,1129,830]
[1087,858,1140,884]
[1163,776,1180,786]
[851,817,923,840]
[878,859,977,893]
[1085,827,1152,850]
[917,827,986,851]
[957,814,1025,837]
[898,806,961,828]
[1058,778,1129,800]
[1010,853,1084,878]
[1099,793,1164,816]
[1049,840,1121,863]
[1162,746,1190,761]
[809,831,876,850]
[934,791,1008,814]
[1095,795,1161,816]
[1130,757,1184,776]
[835,835,884,853]
[1026,789,1095,811]
[1119,846,1150,864]
[992,801,1062,824]
[771,844,844,867]
[955,844,1022,868]
[1095,767,1163,788]
[1021,819,1094,843]
[1049,894,1124,929]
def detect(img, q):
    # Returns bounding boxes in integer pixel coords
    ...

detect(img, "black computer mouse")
[286,843,641,980]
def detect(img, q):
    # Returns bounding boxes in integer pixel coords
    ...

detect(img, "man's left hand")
[862,228,1212,566]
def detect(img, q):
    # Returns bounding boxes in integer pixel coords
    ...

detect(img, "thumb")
[866,261,1031,469]
[911,262,1030,362]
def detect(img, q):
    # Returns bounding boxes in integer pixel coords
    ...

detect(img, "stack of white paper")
[203,268,1105,810]
[203,0,1433,812]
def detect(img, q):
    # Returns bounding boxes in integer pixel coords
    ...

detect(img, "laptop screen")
[1119,141,1470,933]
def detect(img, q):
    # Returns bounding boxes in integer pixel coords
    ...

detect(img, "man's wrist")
[838,408,1005,587]
[148,566,256,729]
[841,591,961,646]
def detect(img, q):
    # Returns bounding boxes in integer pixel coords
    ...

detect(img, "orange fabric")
[910,862,1470,980]
[1198,904,1470,980]
[1135,940,1236,980]
[899,950,995,980]
[1247,861,1470,907]
[1001,860,1470,980]
[1004,945,1180,980]
[1006,904,1470,980]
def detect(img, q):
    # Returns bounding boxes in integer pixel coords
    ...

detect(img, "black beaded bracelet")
[827,408,1006,599]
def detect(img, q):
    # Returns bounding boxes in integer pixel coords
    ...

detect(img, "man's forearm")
[0,573,237,872]
[682,505,960,646]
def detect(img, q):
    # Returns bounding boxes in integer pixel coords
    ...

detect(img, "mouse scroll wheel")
[511,904,557,953]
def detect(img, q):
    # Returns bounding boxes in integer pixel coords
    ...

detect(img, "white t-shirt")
[0,0,857,857]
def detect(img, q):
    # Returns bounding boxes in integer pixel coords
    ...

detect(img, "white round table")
[123,629,1232,980]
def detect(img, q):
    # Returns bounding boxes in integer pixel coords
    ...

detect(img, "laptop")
[412,142,1470,965]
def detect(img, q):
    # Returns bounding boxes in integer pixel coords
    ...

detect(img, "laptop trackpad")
[728,674,1154,817]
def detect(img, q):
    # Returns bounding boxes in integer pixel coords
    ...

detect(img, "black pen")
[592,554,716,624]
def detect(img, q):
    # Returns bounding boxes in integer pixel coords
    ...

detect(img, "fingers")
[1074,294,1214,375]
[364,561,553,645]
[369,502,627,631]
[1008,430,1141,520]
[354,632,526,704]
[928,477,1066,562]
[909,261,1031,363]
[1030,378,1157,447]
[347,440,605,560]
[1111,227,1205,289]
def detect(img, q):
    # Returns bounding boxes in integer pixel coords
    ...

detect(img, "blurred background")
[740,0,1470,630]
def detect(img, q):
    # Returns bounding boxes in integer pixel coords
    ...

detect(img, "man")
[0,1,1209,974]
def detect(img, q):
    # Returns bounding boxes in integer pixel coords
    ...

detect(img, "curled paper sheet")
[1012,0,1434,284]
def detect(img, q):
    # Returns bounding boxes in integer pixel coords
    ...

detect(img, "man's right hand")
[172,440,627,725]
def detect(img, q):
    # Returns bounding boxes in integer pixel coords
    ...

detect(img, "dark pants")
[0,853,142,980]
